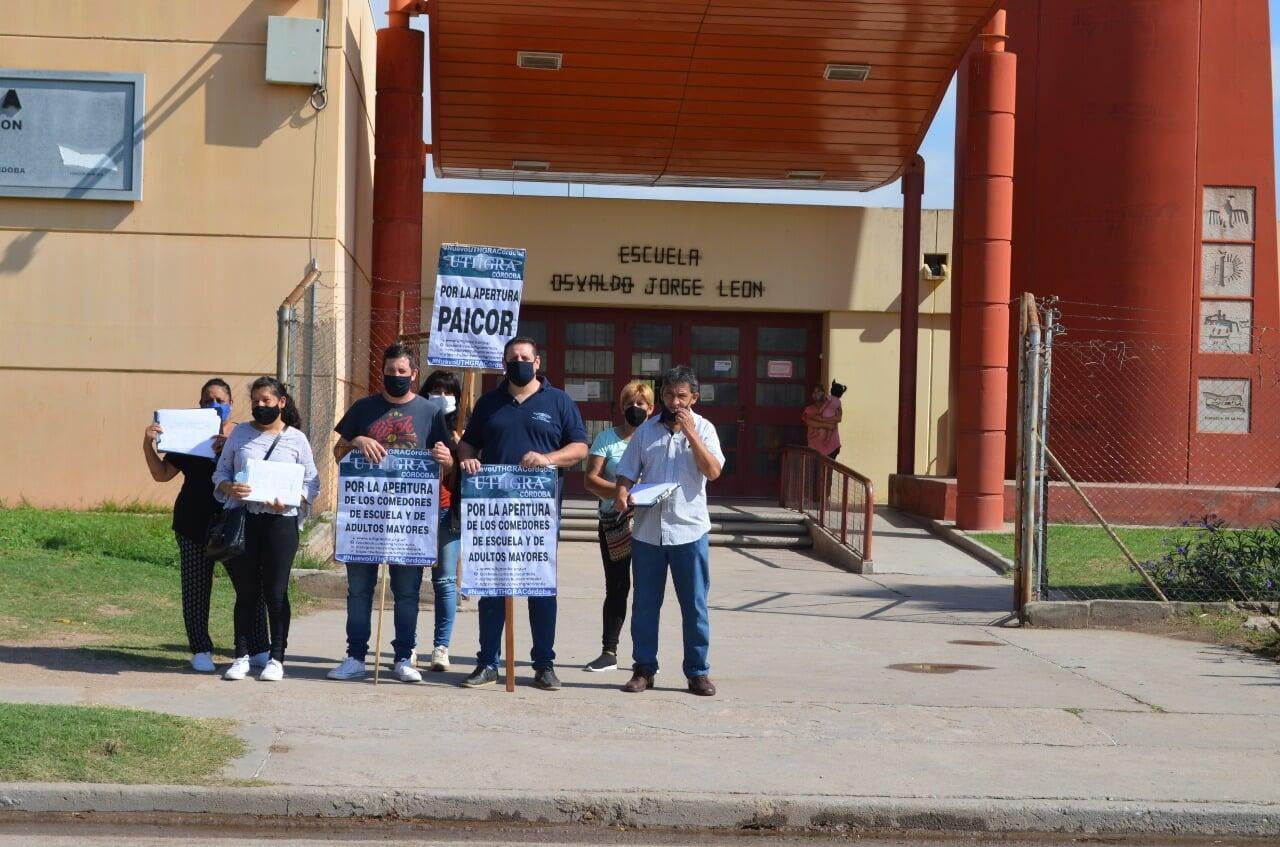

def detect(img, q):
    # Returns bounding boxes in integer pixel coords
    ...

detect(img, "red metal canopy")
[429,0,998,190]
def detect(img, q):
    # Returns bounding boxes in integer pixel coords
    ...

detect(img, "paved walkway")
[2,534,1278,811]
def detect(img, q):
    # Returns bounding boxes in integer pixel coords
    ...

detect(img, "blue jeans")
[630,536,711,678]
[432,508,460,649]
[345,561,423,662]
[476,595,557,671]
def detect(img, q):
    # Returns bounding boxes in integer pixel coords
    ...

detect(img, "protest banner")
[428,243,527,371]
[335,449,440,683]
[460,464,559,691]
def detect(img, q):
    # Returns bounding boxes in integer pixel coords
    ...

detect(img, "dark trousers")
[476,596,556,672]
[175,533,269,656]
[596,524,632,653]
[226,513,298,662]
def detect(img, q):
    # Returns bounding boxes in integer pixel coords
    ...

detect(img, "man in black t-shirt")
[327,343,455,684]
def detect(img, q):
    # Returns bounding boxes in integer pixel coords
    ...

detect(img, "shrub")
[1144,515,1280,602]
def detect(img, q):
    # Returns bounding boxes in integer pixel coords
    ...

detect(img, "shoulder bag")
[599,507,633,563]
[205,428,285,561]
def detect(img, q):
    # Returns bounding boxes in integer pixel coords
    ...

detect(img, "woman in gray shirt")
[213,377,320,682]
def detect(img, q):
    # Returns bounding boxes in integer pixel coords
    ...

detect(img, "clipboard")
[630,482,678,507]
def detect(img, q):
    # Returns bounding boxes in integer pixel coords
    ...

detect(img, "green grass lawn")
[0,703,243,784]
[971,525,1181,596]
[0,506,316,664]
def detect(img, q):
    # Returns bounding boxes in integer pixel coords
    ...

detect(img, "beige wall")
[0,0,376,508]
[421,194,954,500]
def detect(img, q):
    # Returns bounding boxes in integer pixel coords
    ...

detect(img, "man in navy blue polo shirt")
[457,336,588,690]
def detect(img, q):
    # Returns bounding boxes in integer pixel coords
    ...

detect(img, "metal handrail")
[779,445,875,565]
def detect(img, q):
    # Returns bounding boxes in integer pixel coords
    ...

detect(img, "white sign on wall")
[0,69,144,201]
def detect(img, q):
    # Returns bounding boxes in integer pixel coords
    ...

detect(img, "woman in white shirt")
[212,376,319,682]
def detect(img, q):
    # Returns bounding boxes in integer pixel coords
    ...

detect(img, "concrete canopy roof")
[428,0,997,190]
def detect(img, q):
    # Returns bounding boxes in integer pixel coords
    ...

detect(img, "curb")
[916,516,1014,576]
[1,785,1278,837]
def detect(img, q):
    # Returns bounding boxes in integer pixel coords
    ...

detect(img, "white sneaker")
[249,651,271,669]
[258,659,284,681]
[223,655,251,681]
[393,659,422,683]
[190,652,215,673]
[327,656,366,681]
[429,645,450,672]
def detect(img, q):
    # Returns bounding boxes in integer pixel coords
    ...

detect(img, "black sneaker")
[583,652,618,672]
[460,666,497,688]
[532,667,562,691]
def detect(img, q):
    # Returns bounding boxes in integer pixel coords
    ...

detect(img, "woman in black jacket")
[143,378,269,673]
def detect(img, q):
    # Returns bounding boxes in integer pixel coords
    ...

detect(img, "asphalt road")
[0,817,1270,846]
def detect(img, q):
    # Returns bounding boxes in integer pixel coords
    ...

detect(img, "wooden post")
[504,595,516,692]
[455,368,481,590]
[372,561,388,684]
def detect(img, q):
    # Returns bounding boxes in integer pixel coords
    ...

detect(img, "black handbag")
[205,506,246,562]
[204,429,284,561]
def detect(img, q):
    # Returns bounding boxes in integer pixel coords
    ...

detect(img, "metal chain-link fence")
[277,270,342,512]
[278,277,463,513]
[1015,295,1280,604]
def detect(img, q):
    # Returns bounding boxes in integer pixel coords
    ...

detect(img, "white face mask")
[434,393,457,414]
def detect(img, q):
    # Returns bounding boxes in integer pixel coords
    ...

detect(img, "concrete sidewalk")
[2,536,1279,834]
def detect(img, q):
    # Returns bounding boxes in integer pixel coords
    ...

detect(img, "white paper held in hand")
[242,459,306,507]
[629,482,679,507]
[155,408,221,459]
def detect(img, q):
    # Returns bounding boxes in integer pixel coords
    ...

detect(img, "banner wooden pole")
[373,561,388,685]
[504,595,516,692]
[456,368,481,592]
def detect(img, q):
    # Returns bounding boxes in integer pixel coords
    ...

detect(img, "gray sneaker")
[533,667,562,691]
[460,666,497,688]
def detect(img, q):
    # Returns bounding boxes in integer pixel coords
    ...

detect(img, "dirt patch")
[1119,614,1280,661]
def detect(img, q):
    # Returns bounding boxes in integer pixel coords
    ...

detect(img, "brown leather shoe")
[687,675,717,696]
[622,672,654,693]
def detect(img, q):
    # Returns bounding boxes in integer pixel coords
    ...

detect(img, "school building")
[3,0,1277,530]
[0,1,952,510]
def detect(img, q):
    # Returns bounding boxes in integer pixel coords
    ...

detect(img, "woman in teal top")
[581,380,654,672]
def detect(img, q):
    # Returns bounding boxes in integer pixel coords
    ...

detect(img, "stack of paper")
[242,459,306,507]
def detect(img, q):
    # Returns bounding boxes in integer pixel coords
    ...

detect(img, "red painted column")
[955,10,1016,530]
[370,15,425,390]
[897,155,925,476]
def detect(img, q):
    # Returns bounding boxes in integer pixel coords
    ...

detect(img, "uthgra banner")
[428,243,526,371]
[335,450,440,566]
[459,465,559,597]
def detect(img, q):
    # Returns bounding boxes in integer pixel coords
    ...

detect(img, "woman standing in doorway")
[803,380,844,461]
[581,380,655,672]
[143,378,269,674]
[213,377,319,682]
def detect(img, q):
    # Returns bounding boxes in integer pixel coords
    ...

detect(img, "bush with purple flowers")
[1144,515,1280,601]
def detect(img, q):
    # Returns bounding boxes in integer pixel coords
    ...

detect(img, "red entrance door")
[487,307,820,498]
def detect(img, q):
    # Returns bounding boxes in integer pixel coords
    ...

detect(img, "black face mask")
[659,406,679,425]
[383,374,413,398]
[252,405,282,425]
[505,360,536,387]
[623,405,648,427]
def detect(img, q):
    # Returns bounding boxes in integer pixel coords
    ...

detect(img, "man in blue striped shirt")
[614,365,724,697]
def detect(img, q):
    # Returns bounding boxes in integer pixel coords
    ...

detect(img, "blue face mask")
[202,401,232,422]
